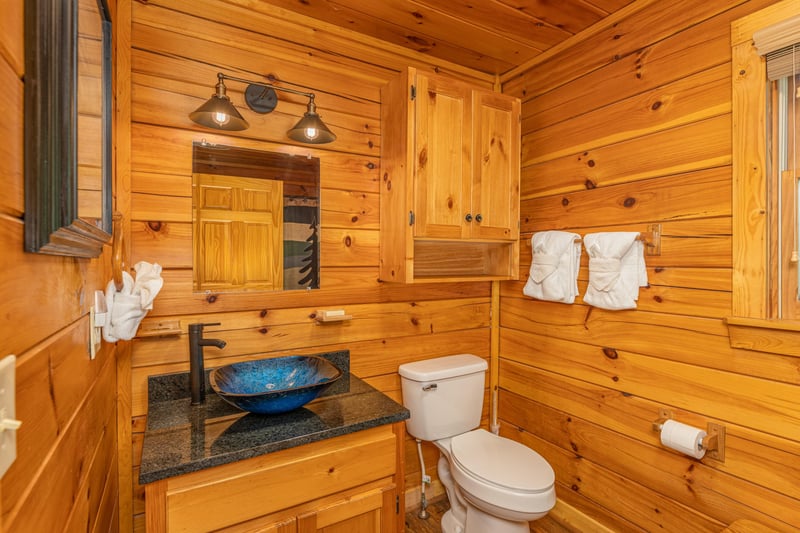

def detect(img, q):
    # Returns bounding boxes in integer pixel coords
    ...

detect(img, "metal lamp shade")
[287,112,336,144]
[190,73,337,143]
[189,94,249,131]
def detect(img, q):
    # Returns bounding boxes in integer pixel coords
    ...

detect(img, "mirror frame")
[24,0,113,258]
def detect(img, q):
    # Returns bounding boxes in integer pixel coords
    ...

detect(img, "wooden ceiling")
[262,0,635,75]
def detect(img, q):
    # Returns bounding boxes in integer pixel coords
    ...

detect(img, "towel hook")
[640,223,662,256]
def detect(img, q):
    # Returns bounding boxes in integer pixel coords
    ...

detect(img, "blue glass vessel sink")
[209,355,343,415]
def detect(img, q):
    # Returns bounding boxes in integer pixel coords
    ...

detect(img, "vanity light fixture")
[189,72,337,144]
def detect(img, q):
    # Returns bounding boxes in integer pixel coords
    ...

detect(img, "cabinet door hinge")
[409,211,415,226]
[396,495,400,514]
[410,85,416,100]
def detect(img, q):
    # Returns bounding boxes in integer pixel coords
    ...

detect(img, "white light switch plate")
[89,307,100,360]
[89,290,107,360]
[0,355,20,479]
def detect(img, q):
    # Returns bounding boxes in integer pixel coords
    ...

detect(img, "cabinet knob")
[465,213,473,222]
[475,214,483,223]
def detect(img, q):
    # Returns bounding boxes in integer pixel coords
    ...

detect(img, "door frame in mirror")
[24,0,113,258]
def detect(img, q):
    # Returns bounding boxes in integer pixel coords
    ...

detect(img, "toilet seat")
[451,429,554,494]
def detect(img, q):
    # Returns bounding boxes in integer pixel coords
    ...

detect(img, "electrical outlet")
[0,355,21,479]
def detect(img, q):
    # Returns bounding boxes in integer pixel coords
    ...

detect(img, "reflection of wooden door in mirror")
[194,174,284,291]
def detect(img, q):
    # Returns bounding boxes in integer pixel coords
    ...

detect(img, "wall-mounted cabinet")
[380,67,521,283]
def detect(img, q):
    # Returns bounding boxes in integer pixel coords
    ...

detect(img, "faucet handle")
[189,322,221,332]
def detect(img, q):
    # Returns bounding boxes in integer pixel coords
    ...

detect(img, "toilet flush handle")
[422,384,438,391]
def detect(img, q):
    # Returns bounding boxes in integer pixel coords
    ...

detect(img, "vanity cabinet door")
[296,484,396,533]
[240,517,297,533]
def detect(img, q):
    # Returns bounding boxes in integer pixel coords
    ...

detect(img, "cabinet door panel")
[296,485,395,533]
[413,74,472,239]
[219,516,296,532]
[471,90,520,241]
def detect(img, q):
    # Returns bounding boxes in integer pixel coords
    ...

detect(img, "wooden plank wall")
[500,0,800,531]
[124,0,496,529]
[0,1,120,532]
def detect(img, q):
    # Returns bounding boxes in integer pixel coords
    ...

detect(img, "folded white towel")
[523,231,582,304]
[102,261,164,342]
[132,261,163,310]
[583,232,648,310]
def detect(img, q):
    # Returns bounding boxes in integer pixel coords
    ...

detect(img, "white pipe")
[490,387,500,434]
[416,439,430,519]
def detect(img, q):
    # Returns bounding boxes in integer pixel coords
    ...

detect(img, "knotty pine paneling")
[503,0,800,530]
[520,23,732,132]
[520,114,732,200]
[208,0,497,87]
[125,1,495,528]
[502,329,800,441]
[503,0,774,100]
[521,167,732,231]
[0,0,120,530]
[130,304,490,416]
[501,297,800,383]
[0,0,22,77]
[0,60,22,218]
[522,65,731,166]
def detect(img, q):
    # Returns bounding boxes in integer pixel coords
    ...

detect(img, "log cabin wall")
[499,0,800,531]
[0,1,120,532]
[123,1,496,529]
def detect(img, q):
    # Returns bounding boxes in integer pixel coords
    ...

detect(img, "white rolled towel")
[523,231,582,304]
[583,232,648,310]
[102,261,164,342]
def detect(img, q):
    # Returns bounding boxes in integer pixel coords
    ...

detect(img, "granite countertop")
[138,351,409,485]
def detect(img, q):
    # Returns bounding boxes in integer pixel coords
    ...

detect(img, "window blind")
[753,14,800,81]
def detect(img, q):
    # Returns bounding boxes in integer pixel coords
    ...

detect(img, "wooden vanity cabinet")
[380,67,521,283]
[144,424,404,532]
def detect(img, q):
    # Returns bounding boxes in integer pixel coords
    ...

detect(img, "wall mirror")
[192,142,320,292]
[24,0,113,258]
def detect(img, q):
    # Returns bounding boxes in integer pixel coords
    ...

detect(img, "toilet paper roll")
[660,419,707,459]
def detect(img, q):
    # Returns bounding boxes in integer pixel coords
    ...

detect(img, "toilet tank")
[398,354,488,441]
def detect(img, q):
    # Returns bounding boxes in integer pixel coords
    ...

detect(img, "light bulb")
[305,127,318,140]
[214,112,229,125]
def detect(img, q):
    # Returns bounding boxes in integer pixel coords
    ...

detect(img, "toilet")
[399,354,556,533]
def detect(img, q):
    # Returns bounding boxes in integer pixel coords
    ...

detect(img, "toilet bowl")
[451,429,555,519]
[398,355,557,533]
[436,429,555,533]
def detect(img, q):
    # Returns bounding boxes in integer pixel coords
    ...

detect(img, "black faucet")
[188,322,227,405]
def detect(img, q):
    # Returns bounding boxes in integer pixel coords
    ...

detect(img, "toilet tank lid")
[398,354,487,381]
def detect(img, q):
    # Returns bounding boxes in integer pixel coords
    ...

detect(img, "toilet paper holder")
[652,408,726,462]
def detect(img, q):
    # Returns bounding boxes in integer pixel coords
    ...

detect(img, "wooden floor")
[405,496,450,533]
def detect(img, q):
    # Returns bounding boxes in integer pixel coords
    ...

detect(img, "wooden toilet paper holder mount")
[651,408,726,462]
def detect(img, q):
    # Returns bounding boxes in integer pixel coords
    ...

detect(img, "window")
[731,4,800,322]
[765,45,800,318]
